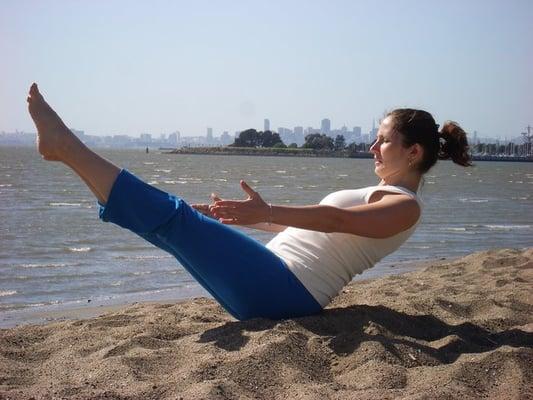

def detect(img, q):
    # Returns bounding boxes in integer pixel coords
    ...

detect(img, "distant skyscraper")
[321,119,331,135]
[368,119,378,143]
[168,132,178,146]
[207,127,213,142]
[264,119,270,131]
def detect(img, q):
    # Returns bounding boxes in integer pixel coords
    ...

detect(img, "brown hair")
[387,108,472,173]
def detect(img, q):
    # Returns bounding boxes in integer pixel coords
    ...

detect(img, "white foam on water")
[459,198,489,203]
[0,184,12,187]
[49,202,81,207]
[132,271,153,276]
[20,263,70,269]
[484,224,532,231]
[68,247,91,252]
[0,290,17,297]
[276,170,286,174]
[116,254,172,260]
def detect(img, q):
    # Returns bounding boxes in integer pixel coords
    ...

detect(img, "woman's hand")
[210,180,270,225]
[191,193,222,219]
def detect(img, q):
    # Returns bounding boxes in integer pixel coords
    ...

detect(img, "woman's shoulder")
[365,185,423,209]
[319,187,373,207]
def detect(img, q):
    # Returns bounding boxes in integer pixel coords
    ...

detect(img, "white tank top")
[265,185,423,307]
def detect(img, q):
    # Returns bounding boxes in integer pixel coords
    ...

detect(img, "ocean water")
[1,146,532,324]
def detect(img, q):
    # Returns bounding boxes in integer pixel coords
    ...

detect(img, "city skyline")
[1,1,532,139]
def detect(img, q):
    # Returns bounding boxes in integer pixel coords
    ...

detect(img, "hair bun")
[438,121,472,167]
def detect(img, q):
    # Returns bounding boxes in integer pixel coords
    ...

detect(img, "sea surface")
[1,146,532,326]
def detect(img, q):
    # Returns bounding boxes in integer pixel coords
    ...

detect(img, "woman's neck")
[378,173,422,193]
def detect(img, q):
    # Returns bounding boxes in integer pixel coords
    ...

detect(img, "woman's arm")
[267,194,420,238]
[211,181,420,239]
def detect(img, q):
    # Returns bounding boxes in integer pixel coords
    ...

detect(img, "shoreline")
[0,255,454,329]
[164,146,533,162]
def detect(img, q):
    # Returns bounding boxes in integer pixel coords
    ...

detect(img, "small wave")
[0,184,12,187]
[440,227,467,232]
[459,198,489,203]
[110,281,123,287]
[143,162,155,165]
[214,178,227,182]
[154,169,172,173]
[132,271,153,276]
[20,263,70,269]
[148,181,159,184]
[485,224,532,231]
[68,247,91,252]
[0,290,17,297]
[276,170,286,174]
[49,202,81,207]
[338,174,348,177]
[116,254,172,260]
[273,185,285,188]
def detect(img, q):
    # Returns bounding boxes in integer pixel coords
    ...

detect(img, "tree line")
[231,129,367,153]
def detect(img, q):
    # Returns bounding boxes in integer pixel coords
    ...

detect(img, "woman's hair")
[387,108,472,173]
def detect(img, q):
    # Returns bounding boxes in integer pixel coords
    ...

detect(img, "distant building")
[140,133,152,144]
[220,131,232,145]
[168,132,179,146]
[368,119,378,144]
[264,119,270,131]
[206,127,213,143]
[321,118,331,135]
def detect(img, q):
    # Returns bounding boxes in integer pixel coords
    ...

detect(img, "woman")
[27,83,471,321]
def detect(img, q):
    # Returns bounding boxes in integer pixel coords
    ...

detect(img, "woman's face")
[369,116,413,180]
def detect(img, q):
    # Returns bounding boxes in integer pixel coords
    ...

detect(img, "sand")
[1,247,532,400]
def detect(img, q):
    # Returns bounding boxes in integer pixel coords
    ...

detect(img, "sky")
[1,0,532,139]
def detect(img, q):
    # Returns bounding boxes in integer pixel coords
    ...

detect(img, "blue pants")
[98,170,322,320]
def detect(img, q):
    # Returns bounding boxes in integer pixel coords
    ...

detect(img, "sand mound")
[1,247,532,399]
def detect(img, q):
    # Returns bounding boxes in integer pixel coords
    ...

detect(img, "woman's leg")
[27,84,322,320]
[99,170,323,320]
[27,83,119,204]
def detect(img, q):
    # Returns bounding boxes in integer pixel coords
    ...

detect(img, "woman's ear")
[410,143,424,165]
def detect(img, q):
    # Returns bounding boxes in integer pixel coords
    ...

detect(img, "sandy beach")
[1,247,531,399]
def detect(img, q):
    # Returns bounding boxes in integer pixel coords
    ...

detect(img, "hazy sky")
[1,0,532,138]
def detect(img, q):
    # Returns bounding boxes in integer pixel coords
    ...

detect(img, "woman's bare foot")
[27,83,78,161]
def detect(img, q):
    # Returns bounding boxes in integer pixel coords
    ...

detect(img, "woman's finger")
[240,180,256,198]
[218,217,238,225]
[191,204,208,212]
